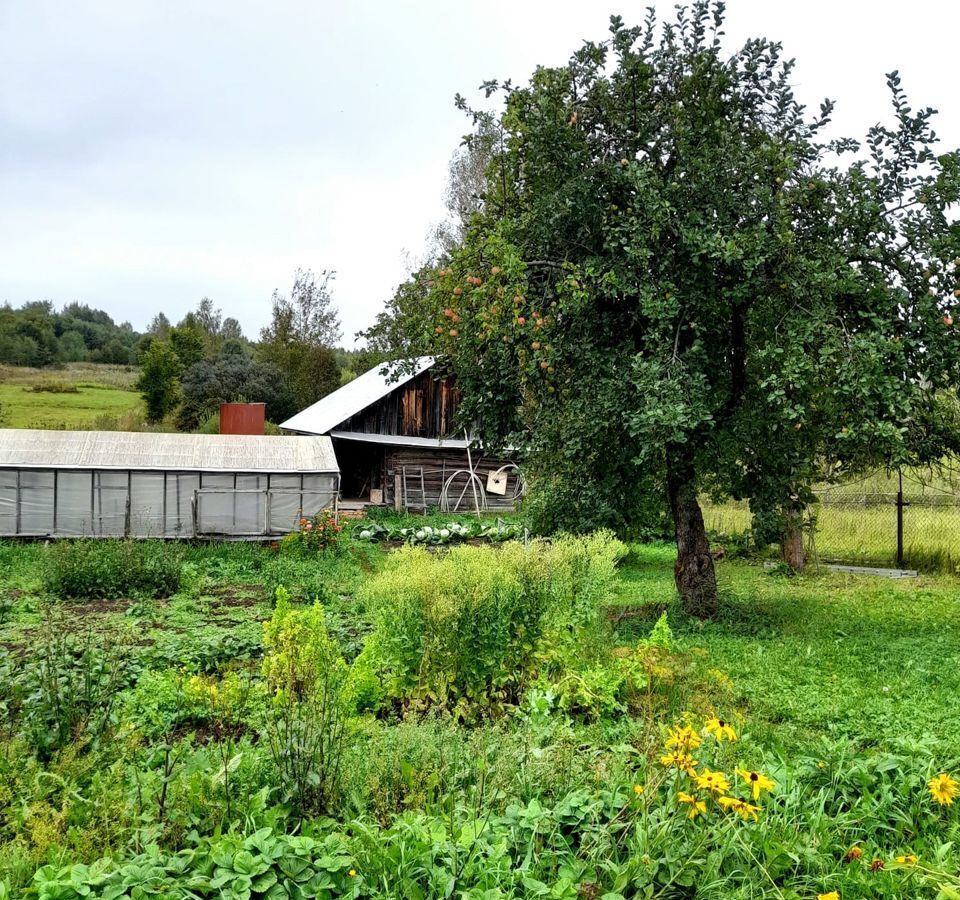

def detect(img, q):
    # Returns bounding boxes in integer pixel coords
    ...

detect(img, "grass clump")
[29,380,81,394]
[44,540,184,599]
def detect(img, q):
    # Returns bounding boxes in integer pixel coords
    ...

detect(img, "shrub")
[352,518,524,546]
[44,540,183,599]
[359,532,626,716]
[262,598,350,816]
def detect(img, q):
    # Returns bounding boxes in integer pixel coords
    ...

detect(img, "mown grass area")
[0,363,143,429]
[1,533,958,898]
[614,543,960,755]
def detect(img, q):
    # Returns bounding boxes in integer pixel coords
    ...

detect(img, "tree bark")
[666,445,719,619]
[780,508,806,571]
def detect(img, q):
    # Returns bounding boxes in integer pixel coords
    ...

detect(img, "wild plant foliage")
[359,532,626,716]
[44,540,184,599]
[262,599,350,817]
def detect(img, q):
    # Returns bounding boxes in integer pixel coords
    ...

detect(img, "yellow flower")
[928,773,959,806]
[817,892,839,900]
[632,784,644,796]
[659,750,697,776]
[736,767,776,800]
[664,724,702,752]
[695,769,731,795]
[894,854,917,866]
[705,716,737,742]
[348,869,357,877]
[844,846,863,863]
[677,791,707,819]
[717,795,760,821]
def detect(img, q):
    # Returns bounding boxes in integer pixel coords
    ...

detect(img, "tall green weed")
[359,532,625,715]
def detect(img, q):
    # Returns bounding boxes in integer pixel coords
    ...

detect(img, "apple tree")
[367,2,960,617]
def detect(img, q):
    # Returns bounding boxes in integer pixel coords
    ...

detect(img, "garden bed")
[1,533,959,898]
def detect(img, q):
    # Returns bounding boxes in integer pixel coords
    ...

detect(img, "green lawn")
[0,363,142,429]
[614,543,960,755]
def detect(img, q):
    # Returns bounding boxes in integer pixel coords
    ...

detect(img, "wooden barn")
[280,358,521,512]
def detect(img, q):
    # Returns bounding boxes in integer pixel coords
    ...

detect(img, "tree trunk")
[666,446,719,619]
[780,508,806,571]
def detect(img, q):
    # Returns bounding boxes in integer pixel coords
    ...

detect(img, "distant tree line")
[2,271,380,430]
[0,301,141,367]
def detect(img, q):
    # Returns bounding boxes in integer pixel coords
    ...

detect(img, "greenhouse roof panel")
[0,429,339,473]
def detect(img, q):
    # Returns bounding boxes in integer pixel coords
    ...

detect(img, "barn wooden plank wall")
[339,370,461,438]
[383,447,519,511]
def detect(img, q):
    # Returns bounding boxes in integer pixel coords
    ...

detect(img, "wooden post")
[394,473,403,511]
[464,432,482,519]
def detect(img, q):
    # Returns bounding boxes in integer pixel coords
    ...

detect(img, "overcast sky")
[2,1,959,347]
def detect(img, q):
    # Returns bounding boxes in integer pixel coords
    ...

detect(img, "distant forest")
[1,270,384,428]
[0,300,142,367]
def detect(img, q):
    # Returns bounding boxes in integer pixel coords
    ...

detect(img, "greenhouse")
[0,430,339,539]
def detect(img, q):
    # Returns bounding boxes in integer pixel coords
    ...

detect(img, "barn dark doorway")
[331,439,384,503]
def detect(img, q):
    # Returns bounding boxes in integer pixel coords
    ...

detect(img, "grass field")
[704,498,960,573]
[1,531,959,898]
[0,363,143,429]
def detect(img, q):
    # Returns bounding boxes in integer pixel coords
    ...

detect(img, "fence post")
[896,468,904,569]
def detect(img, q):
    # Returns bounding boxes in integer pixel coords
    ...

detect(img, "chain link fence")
[703,470,960,574]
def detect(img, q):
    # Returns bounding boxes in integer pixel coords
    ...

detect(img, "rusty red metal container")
[219,403,266,435]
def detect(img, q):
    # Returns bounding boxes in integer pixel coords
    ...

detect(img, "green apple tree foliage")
[366,3,960,617]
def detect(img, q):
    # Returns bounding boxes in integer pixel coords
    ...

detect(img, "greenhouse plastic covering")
[0,430,339,539]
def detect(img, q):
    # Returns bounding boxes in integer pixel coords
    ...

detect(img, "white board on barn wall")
[486,471,508,495]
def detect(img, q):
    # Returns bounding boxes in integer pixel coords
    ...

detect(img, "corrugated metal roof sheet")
[330,430,471,449]
[0,430,339,473]
[280,357,434,435]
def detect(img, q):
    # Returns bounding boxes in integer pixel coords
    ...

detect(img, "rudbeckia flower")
[659,750,697,776]
[928,773,959,806]
[817,892,839,900]
[705,716,737,742]
[677,791,707,819]
[736,767,776,800]
[717,795,760,821]
[695,769,730,795]
[664,724,702,752]
[894,854,917,866]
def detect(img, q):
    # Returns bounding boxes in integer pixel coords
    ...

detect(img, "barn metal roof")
[280,357,434,435]
[0,429,339,473]
[330,430,471,449]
